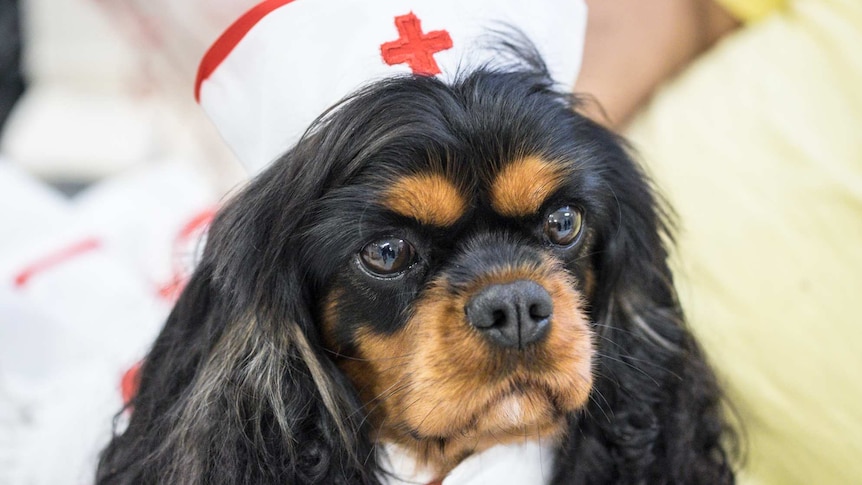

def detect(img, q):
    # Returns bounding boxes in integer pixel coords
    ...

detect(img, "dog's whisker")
[594,352,664,387]
[593,347,682,380]
[586,389,614,423]
[591,321,647,341]
[594,347,676,375]
[353,380,412,422]
[321,347,413,363]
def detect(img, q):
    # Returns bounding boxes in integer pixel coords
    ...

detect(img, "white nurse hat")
[195,0,588,175]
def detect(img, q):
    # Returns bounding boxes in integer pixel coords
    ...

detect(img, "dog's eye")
[359,238,416,276]
[545,206,584,247]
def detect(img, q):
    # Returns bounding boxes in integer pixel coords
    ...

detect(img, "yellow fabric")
[715,0,785,21]
[626,0,862,483]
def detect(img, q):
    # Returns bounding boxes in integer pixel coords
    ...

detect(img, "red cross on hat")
[381,12,453,76]
[195,0,588,176]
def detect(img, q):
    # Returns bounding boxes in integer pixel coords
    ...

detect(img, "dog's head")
[312,77,604,469]
[98,56,733,484]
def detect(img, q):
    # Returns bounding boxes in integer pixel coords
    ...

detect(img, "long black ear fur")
[96,144,382,484]
[551,118,736,484]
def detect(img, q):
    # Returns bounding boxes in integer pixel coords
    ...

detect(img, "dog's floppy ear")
[96,145,378,484]
[553,120,735,483]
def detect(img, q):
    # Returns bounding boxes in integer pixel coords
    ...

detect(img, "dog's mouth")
[487,389,558,430]
[383,377,571,475]
[467,380,565,433]
[397,377,569,443]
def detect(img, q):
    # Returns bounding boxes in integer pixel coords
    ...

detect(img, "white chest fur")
[381,440,555,485]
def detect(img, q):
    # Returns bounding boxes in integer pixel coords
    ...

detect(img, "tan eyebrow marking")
[490,157,567,217]
[382,173,467,227]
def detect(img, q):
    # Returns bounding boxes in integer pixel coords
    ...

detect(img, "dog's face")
[293,74,627,471]
[317,156,596,468]
[98,63,734,485]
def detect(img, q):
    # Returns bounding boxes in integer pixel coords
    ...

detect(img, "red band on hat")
[195,0,298,101]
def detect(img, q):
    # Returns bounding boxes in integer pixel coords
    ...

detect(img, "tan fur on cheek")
[490,157,568,217]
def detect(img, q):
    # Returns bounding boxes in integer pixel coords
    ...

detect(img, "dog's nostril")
[529,302,551,320]
[492,309,507,327]
[465,280,553,349]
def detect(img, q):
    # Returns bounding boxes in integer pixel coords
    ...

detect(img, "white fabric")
[0,161,217,485]
[198,0,588,175]
[381,440,555,485]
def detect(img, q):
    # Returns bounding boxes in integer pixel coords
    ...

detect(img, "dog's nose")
[465,280,553,349]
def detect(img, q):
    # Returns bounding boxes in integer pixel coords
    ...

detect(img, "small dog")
[97,52,735,484]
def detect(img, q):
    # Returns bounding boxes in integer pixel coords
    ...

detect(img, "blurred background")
[0,0,255,483]
[0,0,860,484]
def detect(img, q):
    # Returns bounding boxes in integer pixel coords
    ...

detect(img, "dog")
[96,51,735,484]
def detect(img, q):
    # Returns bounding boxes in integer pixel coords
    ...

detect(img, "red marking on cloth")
[426,480,444,485]
[13,238,102,288]
[381,12,453,76]
[156,207,217,301]
[121,361,142,407]
[157,277,186,301]
[195,0,298,101]
[177,207,217,241]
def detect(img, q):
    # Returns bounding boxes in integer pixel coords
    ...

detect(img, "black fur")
[97,52,736,484]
